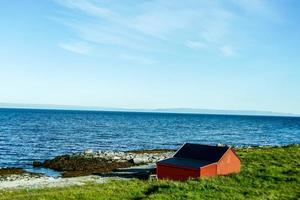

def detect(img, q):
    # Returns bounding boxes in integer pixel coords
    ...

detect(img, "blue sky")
[0,0,300,114]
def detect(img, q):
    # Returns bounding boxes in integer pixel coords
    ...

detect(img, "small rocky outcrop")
[83,150,174,164]
[0,168,43,182]
[0,168,26,176]
[33,149,174,177]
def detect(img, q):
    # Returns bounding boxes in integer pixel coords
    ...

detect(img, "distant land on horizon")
[0,103,299,117]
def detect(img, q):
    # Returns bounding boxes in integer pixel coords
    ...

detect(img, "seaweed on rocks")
[41,155,134,177]
[0,168,27,176]
[34,150,174,178]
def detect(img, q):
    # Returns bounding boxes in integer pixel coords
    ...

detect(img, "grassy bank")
[1,145,299,200]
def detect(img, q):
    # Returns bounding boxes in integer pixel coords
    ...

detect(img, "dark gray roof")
[157,157,213,169]
[173,143,229,163]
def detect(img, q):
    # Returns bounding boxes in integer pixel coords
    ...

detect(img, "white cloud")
[59,42,90,55]
[185,40,205,50]
[130,9,190,40]
[55,0,115,19]
[229,0,280,21]
[56,1,231,45]
[68,23,153,51]
[220,46,234,56]
[53,0,279,57]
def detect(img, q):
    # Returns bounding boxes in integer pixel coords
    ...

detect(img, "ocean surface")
[0,108,299,176]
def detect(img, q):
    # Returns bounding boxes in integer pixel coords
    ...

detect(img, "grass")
[0,145,299,200]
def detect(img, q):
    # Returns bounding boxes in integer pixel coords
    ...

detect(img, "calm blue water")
[0,108,299,176]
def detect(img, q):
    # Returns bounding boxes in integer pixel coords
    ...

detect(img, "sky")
[0,0,300,114]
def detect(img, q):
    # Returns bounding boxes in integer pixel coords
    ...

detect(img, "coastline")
[1,144,299,191]
[2,109,299,173]
[0,149,175,189]
[0,144,299,199]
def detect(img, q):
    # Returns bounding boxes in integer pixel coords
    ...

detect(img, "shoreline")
[1,144,299,190]
[0,149,175,189]
[1,144,299,176]
[32,148,175,178]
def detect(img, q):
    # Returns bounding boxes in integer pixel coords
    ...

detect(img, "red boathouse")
[156,143,241,181]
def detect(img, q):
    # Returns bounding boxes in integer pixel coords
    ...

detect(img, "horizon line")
[0,103,299,118]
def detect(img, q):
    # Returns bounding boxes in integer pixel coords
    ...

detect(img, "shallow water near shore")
[0,108,300,176]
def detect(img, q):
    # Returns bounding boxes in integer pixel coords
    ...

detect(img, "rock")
[124,155,131,160]
[0,168,27,175]
[132,157,148,164]
[30,149,174,177]
[112,156,121,160]
[118,152,125,156]
[116,159,127,163]
[33,161,43,167]
[104,152,114,159]
[84,149,93,154]
[40,154,134,177]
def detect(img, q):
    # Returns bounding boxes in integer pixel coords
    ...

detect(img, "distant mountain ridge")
[153,108,299,117]
[0,103,299,117]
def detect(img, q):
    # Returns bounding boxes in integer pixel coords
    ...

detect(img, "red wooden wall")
[200,164,217,177]
[157,164,199,181]
[217,149,241,175]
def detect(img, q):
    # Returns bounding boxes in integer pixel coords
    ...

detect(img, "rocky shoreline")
[0,168,43,182]
[0,149,174,189]
[32,149,175,177]
[1,145,299,190]
[81,149,175,164]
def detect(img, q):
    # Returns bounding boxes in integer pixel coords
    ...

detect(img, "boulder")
[84,149,93,154]
[132,157,148,164]
[112,156,121,160]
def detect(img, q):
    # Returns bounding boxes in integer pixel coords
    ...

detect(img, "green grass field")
[1,145,299,200]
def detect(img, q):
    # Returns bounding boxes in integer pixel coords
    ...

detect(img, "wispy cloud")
[67,22,154,52]
[58,42,90,55]
[55,0,116,19]
[220,46,234,56]
[185,40,205,50]
[53,0,278,58]
[229,0,281,21]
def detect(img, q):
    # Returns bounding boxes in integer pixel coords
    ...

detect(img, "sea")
[0,108,299,176]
